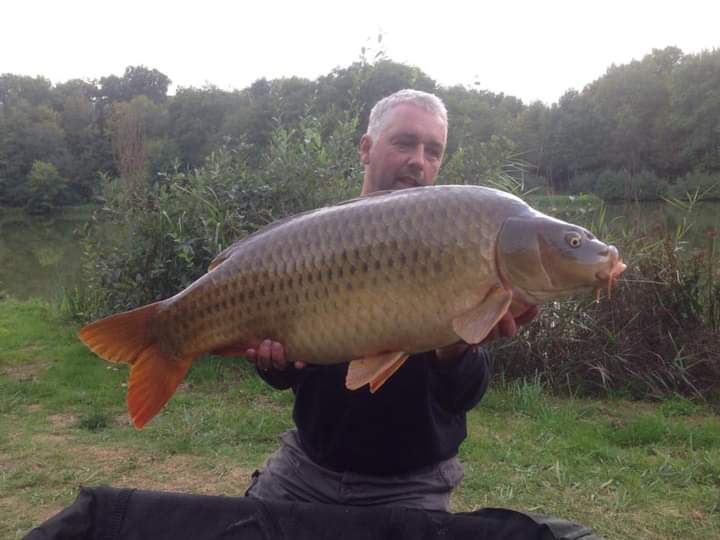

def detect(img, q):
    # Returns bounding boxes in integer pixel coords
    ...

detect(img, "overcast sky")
[3,0,719,105]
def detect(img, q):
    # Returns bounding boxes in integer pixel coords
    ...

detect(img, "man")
[242,89,604,540]
[242,88,532,509]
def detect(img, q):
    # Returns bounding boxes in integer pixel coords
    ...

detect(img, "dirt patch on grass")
[32,433,69,446]
[0,360,49,380]
[5,433,254,536]
[110,453,253,496]
[48,413,79,430]
[114,413,131,427]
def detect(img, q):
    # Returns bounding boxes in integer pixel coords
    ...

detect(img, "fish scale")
[152,186,500,363]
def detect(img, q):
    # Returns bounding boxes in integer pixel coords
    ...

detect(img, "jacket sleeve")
[255,366,304,390]
[430,345,491,414]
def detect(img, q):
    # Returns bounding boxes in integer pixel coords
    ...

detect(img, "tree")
[98,65,171,104]
[110,99,148,189]
[0,74,53,107]
[669,48,720,171]
[25,160,68,212]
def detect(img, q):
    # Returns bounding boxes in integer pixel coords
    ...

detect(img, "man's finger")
[256,340,272,370]
[498,312,518,338]
[515,305,540,326]
[271,341,286,370]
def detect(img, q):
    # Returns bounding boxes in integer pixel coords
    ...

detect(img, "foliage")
[570,169,670,201]
[4,47,720,209]
[441,135,526,191]
[25,160,68,212]
[668,170,720,200]
[72,111,363,319]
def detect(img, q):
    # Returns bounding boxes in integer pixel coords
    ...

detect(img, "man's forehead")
[382,104,447,139]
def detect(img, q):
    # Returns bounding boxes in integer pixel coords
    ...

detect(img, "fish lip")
[595,246,624,282]
[595,245,627,297]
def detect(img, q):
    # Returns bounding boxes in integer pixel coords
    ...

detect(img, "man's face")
[359,103,447,195]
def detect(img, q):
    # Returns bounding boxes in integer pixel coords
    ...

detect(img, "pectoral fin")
[345,351,409,393]
[452,287,513,344]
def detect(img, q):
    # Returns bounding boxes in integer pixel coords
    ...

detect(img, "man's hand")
[245,340,307,371]
[482,302,540,343]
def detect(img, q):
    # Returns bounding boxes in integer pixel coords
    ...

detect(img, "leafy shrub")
[574,169,670,201]
[25,160,69,212]
[594,169,629,200]
[628,170,669,200]
[668,170,720,200]
[568,172,597,195]
[441,135,526,191]
[70,112,363,320]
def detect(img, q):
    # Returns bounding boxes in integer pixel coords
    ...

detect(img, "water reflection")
[0,211,88,301]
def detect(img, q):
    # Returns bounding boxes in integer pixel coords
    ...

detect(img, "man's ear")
[359,134,372,165]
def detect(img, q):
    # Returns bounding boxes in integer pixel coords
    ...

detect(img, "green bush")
[568,172,597,195]
[668,170,720,200]
[69,112,363,320]
[593,169,629,200]
[629,170,669,200]
[441,135,525,192]
[25,160,69,212]
[572,169,670,201]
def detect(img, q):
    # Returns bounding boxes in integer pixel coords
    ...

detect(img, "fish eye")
[566,232,582,248]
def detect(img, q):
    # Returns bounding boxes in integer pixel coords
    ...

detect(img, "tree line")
[1,46,719,211]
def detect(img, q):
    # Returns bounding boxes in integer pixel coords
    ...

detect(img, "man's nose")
[407,145,427,170]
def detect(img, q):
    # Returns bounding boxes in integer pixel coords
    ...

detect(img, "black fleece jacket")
[258,346,491,475]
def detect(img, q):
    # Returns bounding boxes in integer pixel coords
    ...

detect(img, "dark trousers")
[246,430,606,539]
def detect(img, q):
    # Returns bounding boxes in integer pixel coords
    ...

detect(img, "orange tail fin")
[127,343,192,428]
[78,302,192,429]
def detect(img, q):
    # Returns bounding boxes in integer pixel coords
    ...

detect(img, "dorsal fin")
[208,189,405,271]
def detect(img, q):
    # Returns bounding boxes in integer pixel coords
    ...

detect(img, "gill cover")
[496,216,554,297]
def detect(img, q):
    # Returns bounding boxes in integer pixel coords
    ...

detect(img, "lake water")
[0,209,91,301]
[1,201,718,301]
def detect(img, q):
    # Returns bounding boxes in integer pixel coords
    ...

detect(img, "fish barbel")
[79,185,626,428]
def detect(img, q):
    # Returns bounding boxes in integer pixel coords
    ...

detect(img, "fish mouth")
[594,245,627,300]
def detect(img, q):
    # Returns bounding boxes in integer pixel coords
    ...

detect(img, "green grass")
[1,299,719,539]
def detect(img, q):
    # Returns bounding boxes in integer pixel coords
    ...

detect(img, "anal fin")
[345,351,409,393]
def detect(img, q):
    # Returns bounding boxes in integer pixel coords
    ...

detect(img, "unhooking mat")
[21,485,562,540]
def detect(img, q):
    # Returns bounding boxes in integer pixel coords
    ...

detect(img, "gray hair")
[366,89,448,139]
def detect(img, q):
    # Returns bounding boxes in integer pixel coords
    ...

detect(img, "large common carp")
[80,185,626,428]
